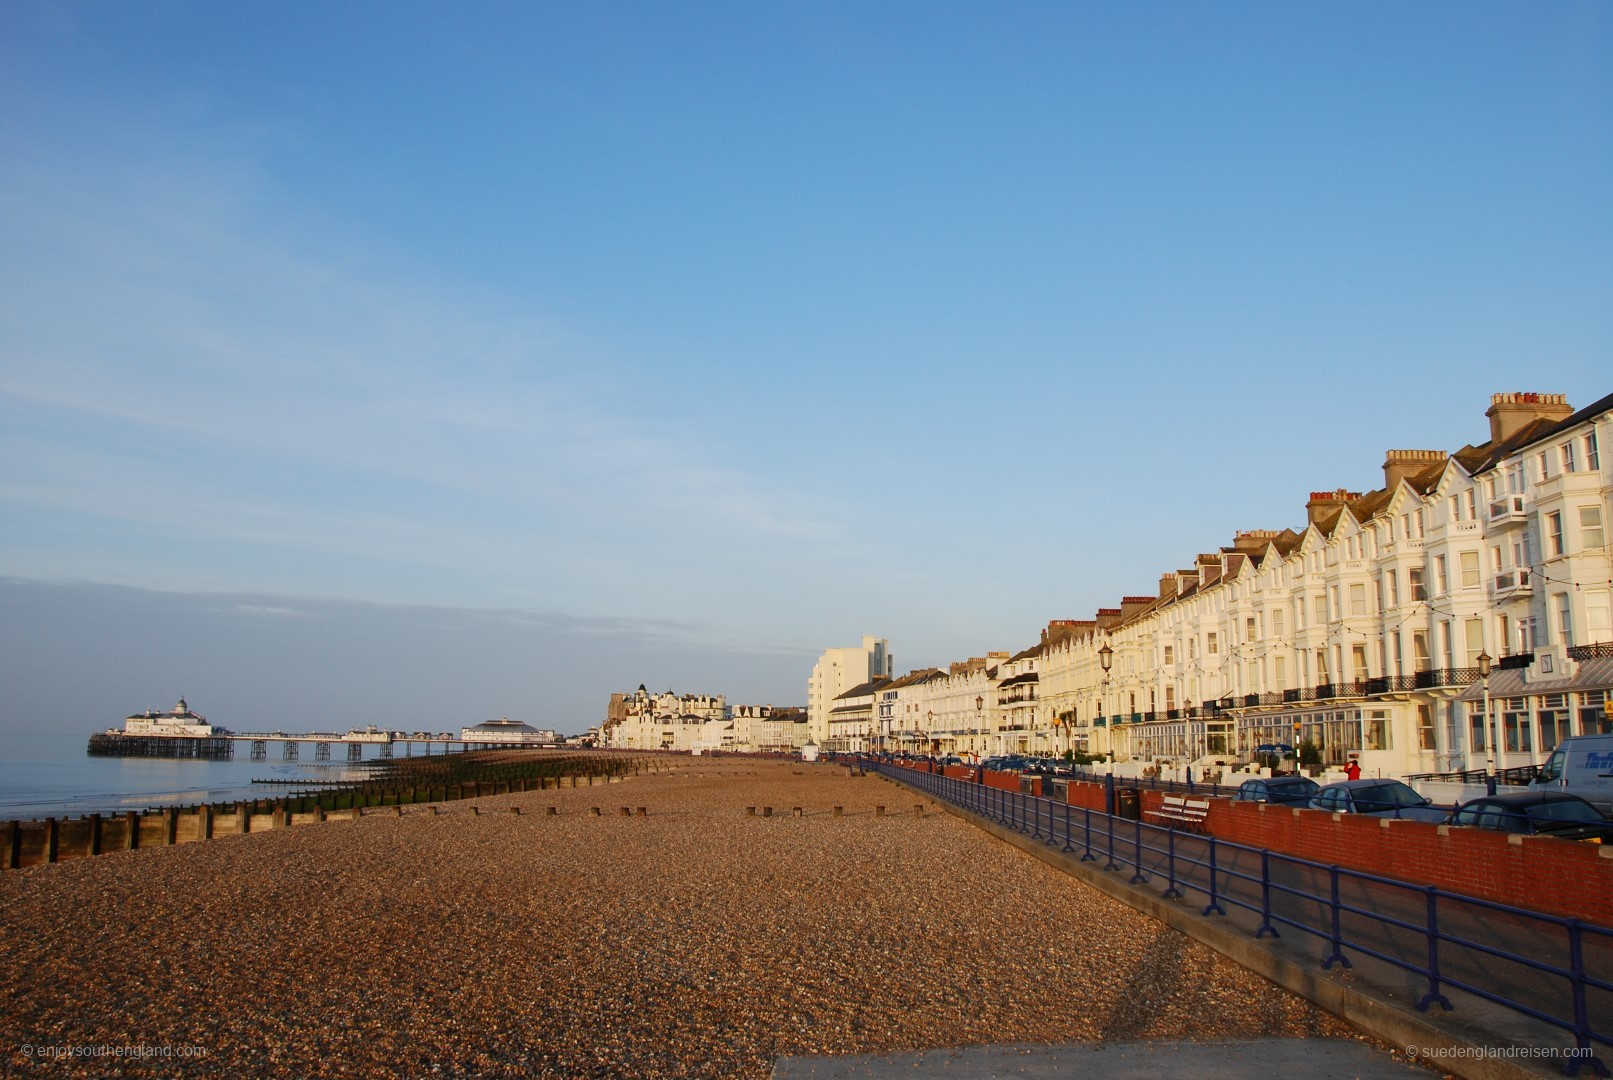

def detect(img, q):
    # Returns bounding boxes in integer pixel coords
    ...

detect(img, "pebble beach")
[1,758,1369,1078]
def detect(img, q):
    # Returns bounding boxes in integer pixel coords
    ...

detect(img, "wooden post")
[165,808,179,845]
[126,811,140,849]
[89,813,103,856]
[6,821,20,869]
[876,805,886,817]
[45,818,59,863]
[200,806,213,840]
[834,806,843,817]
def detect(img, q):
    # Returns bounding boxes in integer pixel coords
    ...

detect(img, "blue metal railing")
[873,762,1612,1077]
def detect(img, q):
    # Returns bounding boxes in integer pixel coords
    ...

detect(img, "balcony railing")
[1569,642,1613,661]
[1498,652,1535,670]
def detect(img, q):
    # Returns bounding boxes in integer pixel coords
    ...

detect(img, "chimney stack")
[1306,489,1361,528]
[1382,449,1447,491]
[1486,392,1573,445]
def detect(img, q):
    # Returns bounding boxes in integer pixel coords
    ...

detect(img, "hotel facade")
[819,392,1613,779]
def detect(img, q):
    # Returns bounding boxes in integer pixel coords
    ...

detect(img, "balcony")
[1491,568,1533,599]
[1568,642,1613,661]
[1488,493,1529,527]
[1497,651,1535,670]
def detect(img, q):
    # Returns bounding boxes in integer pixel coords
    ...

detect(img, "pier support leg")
[251,740,267,761]
[283,741,299,760]
[315,742,330,760]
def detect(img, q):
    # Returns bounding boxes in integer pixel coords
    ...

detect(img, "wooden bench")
[1148,795,1211,831]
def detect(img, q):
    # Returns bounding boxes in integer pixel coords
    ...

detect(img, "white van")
[1530,735,1613,812]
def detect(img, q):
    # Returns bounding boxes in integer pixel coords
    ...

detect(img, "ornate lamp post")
[1477,651,1496,794]
[1098,642,1114,766]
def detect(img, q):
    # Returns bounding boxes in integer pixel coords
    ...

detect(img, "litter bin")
[1116,788,1142,821]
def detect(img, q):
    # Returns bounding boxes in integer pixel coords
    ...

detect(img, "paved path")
[774,1037,1429,1079]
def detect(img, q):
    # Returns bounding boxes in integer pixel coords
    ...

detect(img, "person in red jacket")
[1345,757,1362,781]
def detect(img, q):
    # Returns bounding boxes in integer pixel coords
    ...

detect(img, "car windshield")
[1269,778,1319,793]
[1352,782,1426,811]
[1528,800,1606,824]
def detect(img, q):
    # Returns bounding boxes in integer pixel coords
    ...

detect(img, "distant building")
[600,686,805,752]
[807,636,892,744]
[118,698,219,738]
[460,717,557,747]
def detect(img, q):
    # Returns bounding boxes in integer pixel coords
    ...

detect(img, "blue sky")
[2,2,1609,734]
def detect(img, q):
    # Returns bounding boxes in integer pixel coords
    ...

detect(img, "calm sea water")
[0,729,397,821]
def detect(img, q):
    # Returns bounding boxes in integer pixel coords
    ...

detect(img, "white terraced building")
[822,391,1613,780]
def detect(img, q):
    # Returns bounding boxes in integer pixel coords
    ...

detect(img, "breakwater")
[4,750,671,869]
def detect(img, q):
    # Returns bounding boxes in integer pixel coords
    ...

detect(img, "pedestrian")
[1345,758,1361,781]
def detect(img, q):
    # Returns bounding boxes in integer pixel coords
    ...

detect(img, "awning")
[1456,657,1613,701]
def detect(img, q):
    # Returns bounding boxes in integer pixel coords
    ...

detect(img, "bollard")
[316,805,328,822]
[472,806,482,816]
[876,805,886,817]
[45,818,59,863]
[792,807,803,818]
[547,806,558,816]
[619,807,632,816]
[746,806,756,816]
[5,821,20,869]
[126,811,140,850]
[914,804,924,817]
[394,805,403,817]
[636,807,647,816]
[511,806,522,815]
[89,813,103,856]
[762,807,773,818]
[833,806,843,817]
[590,807,602,816]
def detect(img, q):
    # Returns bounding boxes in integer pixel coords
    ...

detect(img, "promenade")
[2,759,1391,1078]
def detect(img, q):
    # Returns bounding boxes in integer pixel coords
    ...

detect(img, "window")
[1273,654,1286,689]
[1465,490,1477,520]
[1460,550,1479,588]
[1469,704,1488,751]
[1368,712,1392,751]
[1548,511,1564,557]
[1349,583,1366,616]
[1314,596,1326,624]
[1295,600,1305,630]
[1539,709,1563,751]
[1464,619,1484,666]
[1206,632,1218,656]
[1412,631,1430,671]
[1434,555,1448,595]
[1409,567,1427,601]
[1386,570,1398,606]
[1537,450,1551,481]
[1245,616,1257,643]
[1272,608,1285,636]
[1558,594,1574,648]
[1163,645,1174,665]
[1351,643,1368,680]
[1417,704,1436,751]
[1504,707,1532,753]
[1414,509,1425,538]
[1588,432,1601,471]
[1562,441,1578,473]
[1582,506,1605,549]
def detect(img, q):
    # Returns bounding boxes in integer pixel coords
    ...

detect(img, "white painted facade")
[807,636,892,743]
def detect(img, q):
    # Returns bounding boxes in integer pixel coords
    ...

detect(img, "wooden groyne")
[4,751,677,870]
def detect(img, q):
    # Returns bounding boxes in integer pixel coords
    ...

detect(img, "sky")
[1,2,1609,737]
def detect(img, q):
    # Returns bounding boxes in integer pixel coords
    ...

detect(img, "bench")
[1148,795,1211,831]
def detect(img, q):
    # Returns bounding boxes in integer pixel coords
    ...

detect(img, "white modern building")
[807,636,892,744]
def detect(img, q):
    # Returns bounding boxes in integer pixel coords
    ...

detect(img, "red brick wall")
[1050,780,1613,925]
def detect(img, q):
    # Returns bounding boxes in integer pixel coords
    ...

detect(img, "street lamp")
[1098,642,1114,765]
[1477,651,1496,794]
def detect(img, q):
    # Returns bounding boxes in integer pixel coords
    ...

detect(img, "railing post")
[1254,850,1279,938]
[1161,827,1182,900]
[1030,790,1042,840]
[1103,804,1120,871]
[1564,919,1607,1077]
[1061,803,1073,854]
[1081,805,1096,862]
[1416,886,1452,1011]
[1202,835,1225,916]
[1322,866,1350,969]
[1129,815,1148,884]
[1105,772,1115,817]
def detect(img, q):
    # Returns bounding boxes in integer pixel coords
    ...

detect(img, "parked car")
[1235,776,1321,805]
[1447,791,1613,842]
[1309,779,1447,822]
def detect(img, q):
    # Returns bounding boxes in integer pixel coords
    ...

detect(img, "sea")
[0,729,390,822]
